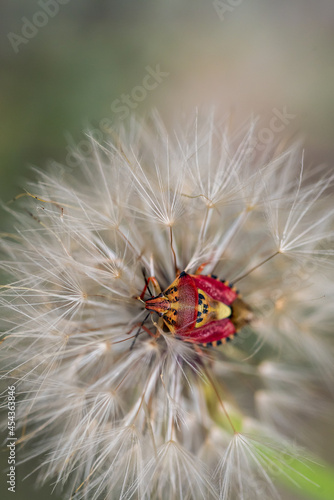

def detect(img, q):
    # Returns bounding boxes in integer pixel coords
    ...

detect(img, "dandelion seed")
[1,114,333,499]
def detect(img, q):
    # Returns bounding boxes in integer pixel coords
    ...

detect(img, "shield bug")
[135,270,253,347]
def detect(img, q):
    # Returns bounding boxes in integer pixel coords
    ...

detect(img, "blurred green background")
[1,0,334,498]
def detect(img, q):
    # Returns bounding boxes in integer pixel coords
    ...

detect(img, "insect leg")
[194,262,211,274]
[128,313,162,349]
[138,276,162,300]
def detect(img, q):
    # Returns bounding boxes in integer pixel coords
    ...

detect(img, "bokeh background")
[1,0,334,498]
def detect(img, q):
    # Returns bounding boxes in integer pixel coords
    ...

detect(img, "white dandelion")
[0,114,334,499]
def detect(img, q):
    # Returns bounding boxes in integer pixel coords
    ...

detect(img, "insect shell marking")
[144,271,252,344]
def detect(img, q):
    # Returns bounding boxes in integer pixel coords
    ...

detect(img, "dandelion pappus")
[135,269,253,347]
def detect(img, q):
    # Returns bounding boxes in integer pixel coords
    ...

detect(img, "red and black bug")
[134,270,253,347]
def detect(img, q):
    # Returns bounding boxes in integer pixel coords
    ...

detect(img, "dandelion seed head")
[1,114,333,499]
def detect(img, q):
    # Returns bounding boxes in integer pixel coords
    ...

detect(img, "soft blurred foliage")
[1,0,334,498]
[1,0,334,204]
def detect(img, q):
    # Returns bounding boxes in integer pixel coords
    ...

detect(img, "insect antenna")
[142,267,154,297]
[130,312,151,350]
